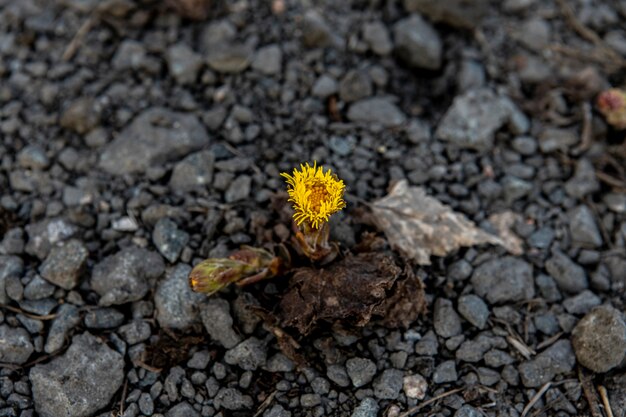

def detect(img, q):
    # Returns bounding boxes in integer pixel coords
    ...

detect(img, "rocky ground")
[1,0,626,416]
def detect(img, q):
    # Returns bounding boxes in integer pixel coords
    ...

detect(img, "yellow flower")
[281,162,346,229]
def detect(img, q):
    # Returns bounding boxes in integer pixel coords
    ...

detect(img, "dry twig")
[521,382,552,417]
[63,16,97,61]
[397,387,464,417]
[253,390,277,417]
[579,367,603,417]
[598,385,614,417]
[572,102,593,156]
[0,304,57,321]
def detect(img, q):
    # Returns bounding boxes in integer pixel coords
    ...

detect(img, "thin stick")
[398,387,463,417]
[253,390,277,417]
[0,304,57,321]
[536,332,563,351]
[598,386,614,417]
[63,16,97,61]
[572,102,593,156]
[119,378,128,416]
[521,382,552,417]
[579,368,603,417]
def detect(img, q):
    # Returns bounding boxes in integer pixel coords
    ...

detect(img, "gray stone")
[512,136,538,155]
[169,150,215,192]
[0,325,33,364]
[214,387,253,410]
[60,97,101,134]
[363,21,392,55]
[339,70,373,103]
[563,290,601,315]
[414,330,439,355]
[456,335,492,363]
[84,308,125,329]
[528,227,555,249]
[327,364,351,387]
[351,397,379,417]
[118,320,151,345]
[373,369,403,399]
[99,108,210,175]
[502,175,533,203]
[393,14,442,70]
[572,306,626,373]
[565,159,600,199]
[152,218,189,263]
[23,275,55,301]
[545,251,588,293]
[201,298,242,348]
[403,0,489,29]
[155,264,205,330]
[604,193,626,213]
[455,405,485,417]
[17,144,49,169]
[300,393,321,407]
[433,298,462,337]
[166,43,203,85]
[484,349,514,368]
[138,393,154,415]
[39,239,88,290]
[569,205,603,248]
[91,246,165,306]
[0,255,23,304]
[224,337,267,371]
[30,333,124,417]
[252,44,282,75]
[435,89,511,151]
[301,10,333,48]
[311,75,338,98]
[265,353,295,372]
[519,340,576,387]
[265,404,292,417]
[44,304,80,354]
[206,43,252,73]
[457,294,489,329]
[471,257,535,304]
[538,128,578,153]
[346,357,377,388]
[457,60,486,92]
[166,402,200,417]
[347,97,406,127]
[25,217,78,260]
[225,175,252,203]
[433,360,457,384]
[112,40,146,70]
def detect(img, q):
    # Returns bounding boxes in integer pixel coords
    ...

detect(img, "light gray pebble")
[346,358,377,388]
[458,294,489,329]
[373,369,403,400]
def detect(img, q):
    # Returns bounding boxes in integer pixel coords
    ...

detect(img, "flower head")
[597,88,626,129]
[281,162,346,229]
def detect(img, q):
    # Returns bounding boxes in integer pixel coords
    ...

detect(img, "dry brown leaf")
[371,180,506,265]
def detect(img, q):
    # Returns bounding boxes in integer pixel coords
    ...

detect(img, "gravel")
[201,298,242,349]
[347,97,407,127]
[30,333,124,417]
[470,257,535,304]
[373,369,404,400]
[545,251,588,294]
[0,324,34,364]
[155,263,205,329]
[346,357,377,388]
[393,14,442,70]
[433,298,462,337]
[39,239,88,290]
[457,294,490,329]
[224,337,267,371]
[152,218,190,263]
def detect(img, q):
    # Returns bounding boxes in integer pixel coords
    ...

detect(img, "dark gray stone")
[455,404,485,417]
[0,255,23,304]
[152,218,189,263]
[373,369,403,400]
[563,290,601,315]
[572,306,626,373]
[456,335,492,363]
[44,304,80,354]
[545,251,588,293]
[206,43,252,73]
[327,364,351,387]
[91,247,165,306]
[433,360,457,384]
[0,325,33,364]
[433,298,462,337]
[519,340,575,387]
[225,175,252,203]
[25,218,78,260]
[301,10,333,48]
[169,150,215,192]
[118,320,151,345]
[346,357,377,388]
[214,387,254,410]
[30,333,124,417]
[565,159,599,199]
[166,43,203,85]
[252,44,282,75]
[39,239,88,290]
[155,264,205,330]
[363,21,392,55]
[457,294,489,329]
[224,337,267,371]
[414,330,439,355]
[311,75,338,98]
[393,14,442,70]
[84,308,125,329]
[99,108,210,175]
[201,298,242,348]
[471,257,535,304]
[347,97,406,127]
[435,89,511,151]
[569,205,603,248]
[166,402,200,417]
[538,128,578,153]
[339,70,373,103]
[351,397,379,417]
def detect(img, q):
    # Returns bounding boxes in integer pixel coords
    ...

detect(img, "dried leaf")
[374,267,427,328]
[488,211,524,256]
[371,180,504,265]
[279,252,403,335]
